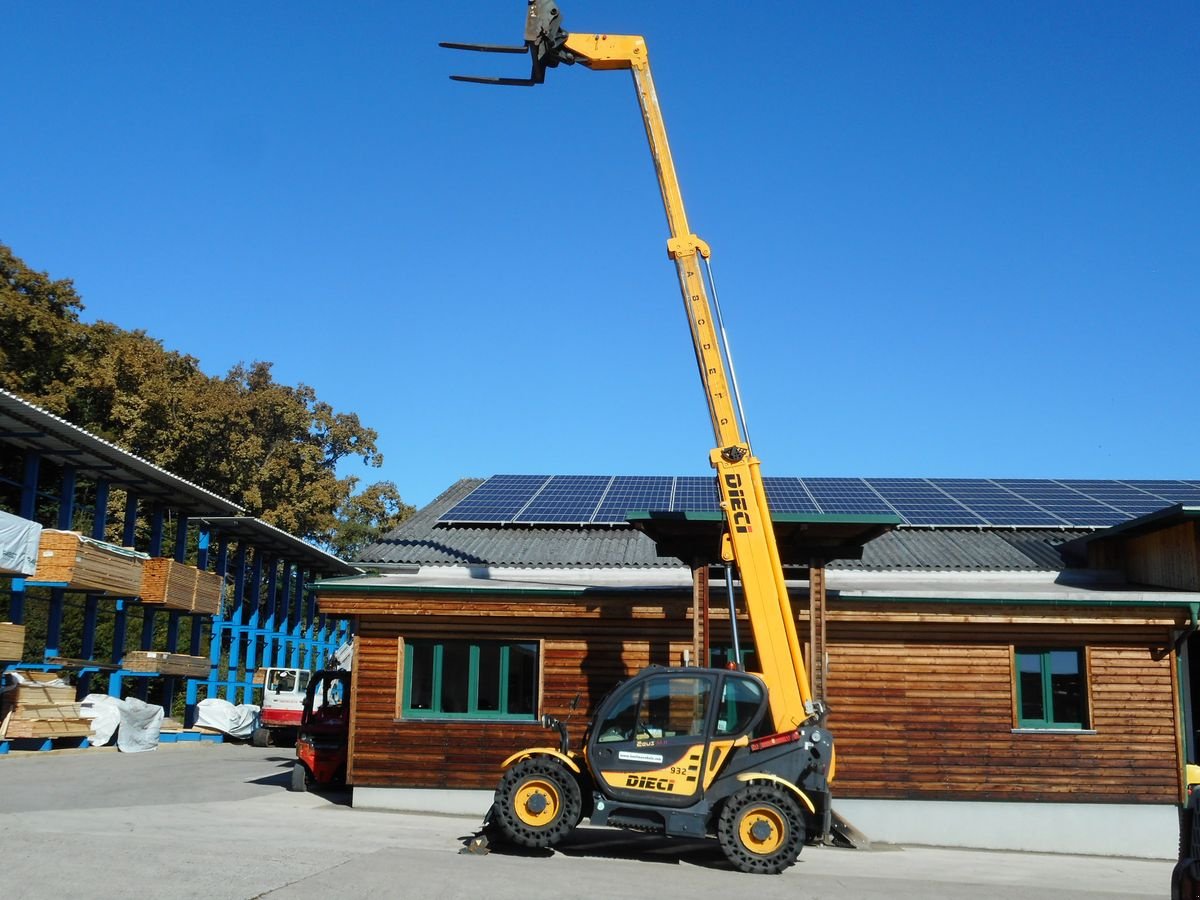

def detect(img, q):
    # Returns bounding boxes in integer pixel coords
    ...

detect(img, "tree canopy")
[0,242,412,557]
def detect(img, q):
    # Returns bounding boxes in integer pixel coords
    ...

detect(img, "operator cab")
[586,667,770,808]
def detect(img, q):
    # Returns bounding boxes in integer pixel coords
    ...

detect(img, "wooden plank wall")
[346,594,695,789]
[827,621,1181,804]
[331,592,1185,803]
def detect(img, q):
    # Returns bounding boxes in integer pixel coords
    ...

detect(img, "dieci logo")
[625,774,676,791]
[725,473,753,533]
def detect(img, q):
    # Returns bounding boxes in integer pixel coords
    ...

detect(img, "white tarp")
[0,511,42,576]
[79,693,122,745]
[79,694,163,751]
[195,697,260,738]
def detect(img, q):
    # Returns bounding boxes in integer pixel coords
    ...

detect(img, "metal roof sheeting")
[0,388,242,515]
[358,478,1079,573]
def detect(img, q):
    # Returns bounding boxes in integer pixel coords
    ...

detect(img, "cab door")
[587,671,716,808]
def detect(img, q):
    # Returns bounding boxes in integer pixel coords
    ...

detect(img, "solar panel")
[439,474,1200,528]
[867,478,987,526]
[439,474,549,522]
[804,478,894,516]
[992,480,1128,527]
[929,478,1067,526]
[593,475,674,523]
[515,475,612,523]
[672,476,720,512]
[763,477,820,515]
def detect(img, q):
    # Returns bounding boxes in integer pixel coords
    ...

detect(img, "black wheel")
[493,757,581,848]
[289,762,308,793]
[251,727,270,748]
[718,783,805,874]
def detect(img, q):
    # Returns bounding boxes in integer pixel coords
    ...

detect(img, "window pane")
[506,643,537,715]
[716,675,764,736]
[440,643,470,713]
[1050,651,1083,724]
[1017,651,1045,721]
[477,643,501,712]
[639,675,711,739]
[597,682,641,742]
[409,642,434,711]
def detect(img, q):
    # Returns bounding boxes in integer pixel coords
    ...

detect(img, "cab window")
[596,674,713,742]
[715,674,764,736]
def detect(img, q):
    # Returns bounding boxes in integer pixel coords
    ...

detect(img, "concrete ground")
[0,743,1175,899]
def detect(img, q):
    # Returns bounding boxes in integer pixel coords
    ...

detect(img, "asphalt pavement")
[0,743,1175,899]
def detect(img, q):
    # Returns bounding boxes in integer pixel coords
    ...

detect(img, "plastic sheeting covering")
[79,694,164,752]
[0,511,42,576]
[195,697,260,737]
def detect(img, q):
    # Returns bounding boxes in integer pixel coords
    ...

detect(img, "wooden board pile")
[192,569,224,615]
[28,530,146,595]
[0,671,91,739]
[140,558,198,611]
[0,622,24,660]
[140,559,224,615]
[124,650,210,678]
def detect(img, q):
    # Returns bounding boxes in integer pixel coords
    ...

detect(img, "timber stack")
[140,559,223,615]
[0,671,91,739]
[0,622,24,660]
[192,569,223,615]
[140,558,199,611]
[124,650,210,678]
[27,530,146,596]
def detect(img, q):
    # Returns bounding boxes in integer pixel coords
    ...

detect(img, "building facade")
[316,477,1200,858]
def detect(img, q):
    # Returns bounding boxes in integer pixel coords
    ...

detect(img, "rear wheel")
[251,727,270,748]
[493,757,581,848]
[718,783,804,874]
[289,762,308,793]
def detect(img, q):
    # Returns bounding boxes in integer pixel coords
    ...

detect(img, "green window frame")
[402,639,539,721]
[1015,647,1088,729]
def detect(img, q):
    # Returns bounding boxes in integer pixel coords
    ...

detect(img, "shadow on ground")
[244,757,351,806]
[460,825,733,871]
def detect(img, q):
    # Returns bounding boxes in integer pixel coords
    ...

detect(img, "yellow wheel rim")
[514,778,561,827]
[738,804,787,855]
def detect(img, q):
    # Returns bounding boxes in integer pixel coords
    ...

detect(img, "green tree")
[328,480,414,559]
[0,242,87,404]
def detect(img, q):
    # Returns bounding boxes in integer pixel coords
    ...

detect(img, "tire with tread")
[493,757,581,848]
[289,761,308,792]
[251,727,270,748]
[717,783,804,874]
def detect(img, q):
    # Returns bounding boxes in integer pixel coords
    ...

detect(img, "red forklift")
[289,669,350,792]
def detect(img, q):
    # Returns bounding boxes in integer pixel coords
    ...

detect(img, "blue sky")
[3,1,1197,508]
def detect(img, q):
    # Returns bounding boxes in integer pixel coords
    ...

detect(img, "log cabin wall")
[321,590,1188,803]
[825,602,1185,804]
[1125,522,1200,591]
[321,591,696,789]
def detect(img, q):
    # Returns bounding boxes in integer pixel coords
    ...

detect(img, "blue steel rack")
[0,389,358,754]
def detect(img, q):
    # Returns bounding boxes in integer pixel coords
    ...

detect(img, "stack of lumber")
[160,717,183,733]
[0,672,91,739]
[140,558,198,611]
[0,622,25,660]
[28,530,146,595]
[192,569,224,615]
[124,650,210,678]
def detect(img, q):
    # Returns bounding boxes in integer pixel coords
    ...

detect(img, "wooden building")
[315,477,1200,858]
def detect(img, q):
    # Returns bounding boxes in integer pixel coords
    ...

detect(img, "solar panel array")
[439,475,1200,528]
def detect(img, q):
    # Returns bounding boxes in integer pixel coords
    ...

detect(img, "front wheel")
[493,757,581,848]
[251,727,270,748]
[718,783,804,874]
[289,762,308,793]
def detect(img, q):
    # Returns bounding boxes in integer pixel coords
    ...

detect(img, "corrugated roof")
[357,478,1080,572]
[0,387,242,515]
